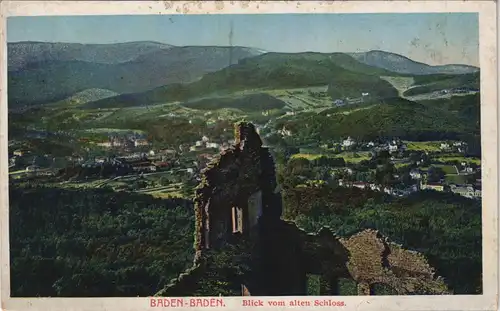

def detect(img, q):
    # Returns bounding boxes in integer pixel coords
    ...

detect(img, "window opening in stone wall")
[232,206,243,233]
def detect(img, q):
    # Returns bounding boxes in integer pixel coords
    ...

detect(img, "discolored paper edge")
[0,1,497,311]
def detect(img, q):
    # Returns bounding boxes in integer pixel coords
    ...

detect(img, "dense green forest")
[286,188,482,294]
[277,161,482,295]
[181,93,286,112]
[275,95,479,144]
[9,185,195,297]
[10,172,482,296]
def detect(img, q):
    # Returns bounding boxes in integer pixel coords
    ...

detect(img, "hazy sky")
[8,13,479,66]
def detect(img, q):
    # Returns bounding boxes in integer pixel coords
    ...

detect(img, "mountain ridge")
[8,45,266,106]
[81,52,401,109]
[8,42,479,108]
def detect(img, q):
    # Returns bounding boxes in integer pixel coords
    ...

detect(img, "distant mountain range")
[349,50,479,75]
[8,42,264,106]
[8,41,175,71]
[82,52,401,109]
[8,41,479,107]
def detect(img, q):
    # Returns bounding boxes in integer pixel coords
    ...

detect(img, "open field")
[380,76,415,97]
[338,151,372,163]
[435,156,481,165]
[394,163,410,169]
[291,153,325,161]
[81,128,147,134]
[291,151,371,164]
[404,141,442,152]
[434,164,459,175]
[444,174,469,185]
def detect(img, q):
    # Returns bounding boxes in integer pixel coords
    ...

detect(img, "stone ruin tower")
[193,121,281,257]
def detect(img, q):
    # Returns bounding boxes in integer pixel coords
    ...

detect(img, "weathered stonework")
[156,121,450,297]
[192,121,279,257]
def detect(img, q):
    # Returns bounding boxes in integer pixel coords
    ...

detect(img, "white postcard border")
[0,1,497,311]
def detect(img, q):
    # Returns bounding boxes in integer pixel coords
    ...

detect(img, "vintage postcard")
[0,1,498,311]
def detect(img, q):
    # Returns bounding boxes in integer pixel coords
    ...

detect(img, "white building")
[341,168,354,175]
[410,170,422,180]
[440,143,450,150]
[383,187,395,195]
[97,141,112,148]
[278,127,292,137]
[25,165,40,172]
[353,182,368,189]
[207,142,220,149]
[464,167,475,173]
[421,183,445,192]
[450,184,481,199]
[334,99,345,107]
[134,139,149,147]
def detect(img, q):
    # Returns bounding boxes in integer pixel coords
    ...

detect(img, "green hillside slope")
[84,52,401,109]
[277,96,478,142]
[403,72,479,96]
[8,46,264,107]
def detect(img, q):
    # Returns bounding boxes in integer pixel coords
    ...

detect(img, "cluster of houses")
[333,92,371,107]
[336,137,407,153]
[436,87,480,96]
[338,178,481,200]
[420,182,481,199]
[439,141,468,153]
[189,135,235,153]
[339,179,419,197]
[94,135,150,149]
[80,156,169,174]
[278,125,293,137]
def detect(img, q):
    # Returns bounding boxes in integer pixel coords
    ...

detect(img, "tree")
[159,176,170,186]
[287,157,311,176]
[375,163,396,186]
[427,166,446,183]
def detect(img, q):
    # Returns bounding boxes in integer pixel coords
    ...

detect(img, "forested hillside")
[275,95,479,143]
[8,44,264,107]
[277,161,482,295]
[84,52,400,109]
[9,185,195,297]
